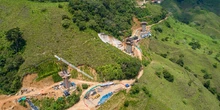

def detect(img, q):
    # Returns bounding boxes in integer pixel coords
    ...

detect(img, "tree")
[203,80,210,89]
[82,84,88,89]
[217,93,220,101]
[62,19,70,29]
[203,74,212,79]
[77,21,87,31]
[176,59,184,67]
[6,27,26,53]
[130,85,140,95]
[163,70,174,82]
[124,100,129,107]
[189,41,201,50]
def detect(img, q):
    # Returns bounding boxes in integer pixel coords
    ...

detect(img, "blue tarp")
[71,82,76,86]
[98,92,113,105]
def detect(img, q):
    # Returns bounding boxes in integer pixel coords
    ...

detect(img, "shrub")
[213,63,217,68]
[201,69,207,73]
[62,15,70,20]
[163,70,174,82]
[194,74,198,78]
[165,21,171,28]
[198,88,202,93]
[188,80,192,86]
[174,40,180,45]
[208,87,217,95]
[142,58,150,67]
[142,87,150,95]
[124,100,129,107]
[77,86,81,92]
[58,4,63,8]
[208,50,213,55]
[203,80,210,89]
[19,100,27,108]
[82,84,88,89]
[169,58,176,63]
[6,27,26,53]
[179,54,184,58]
[176,59,184,67]
[154,27,163,33]
[62,19,70,29]
[71,69,78,78]
[189,41,201,50]
[182,99,187,105]
[212,40,218,44]
[184,66,191,72]
[155,71,161,78]
[52,73,63,82]
[217,93,220,101]
[160,53,167,58]
[130,85,140,95]
[41,8,47,12]
[203,74,212,79]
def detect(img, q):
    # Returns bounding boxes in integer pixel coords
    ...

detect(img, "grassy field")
[99,54,220,110]
[149,17,220,90]
[0,0,136,78]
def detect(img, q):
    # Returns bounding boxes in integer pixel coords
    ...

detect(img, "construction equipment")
[54,55,93,80]
[92,94,100,100]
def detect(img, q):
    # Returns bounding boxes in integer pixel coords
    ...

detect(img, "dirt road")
[0,79,99,109]
[146,16,168,29]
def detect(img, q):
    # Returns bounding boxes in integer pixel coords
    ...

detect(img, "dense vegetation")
[32,92,80,109]
[68,0,167,38]
[0,28,26,94]
[69,0,136,38]
[97,57,141,81]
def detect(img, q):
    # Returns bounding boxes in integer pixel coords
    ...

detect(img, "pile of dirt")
[22,74,54,88]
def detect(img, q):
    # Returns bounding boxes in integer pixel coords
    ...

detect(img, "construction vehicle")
[91,94,100,100]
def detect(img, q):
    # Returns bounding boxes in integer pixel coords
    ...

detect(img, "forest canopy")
[68,0,164,38]
[0,28,26,94]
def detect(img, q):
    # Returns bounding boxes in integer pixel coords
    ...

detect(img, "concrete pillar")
[141,22,147,32]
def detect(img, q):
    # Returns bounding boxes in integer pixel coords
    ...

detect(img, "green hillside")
[99,12,220,110]
[161,0,220,39]
[0,0,141,94]
[0,0,220,109]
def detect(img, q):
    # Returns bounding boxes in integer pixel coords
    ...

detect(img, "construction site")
[0,19,151,110]
[0,53,143,110]
[98,21,151,60]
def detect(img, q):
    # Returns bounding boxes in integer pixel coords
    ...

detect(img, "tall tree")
[6,27,26,53]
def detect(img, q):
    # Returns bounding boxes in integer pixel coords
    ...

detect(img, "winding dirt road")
[0,79,99,109]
